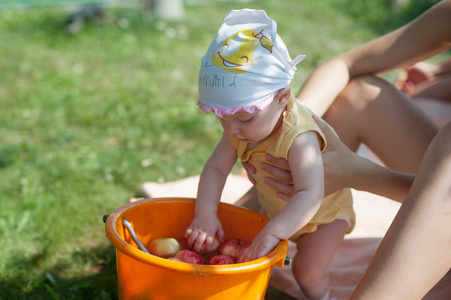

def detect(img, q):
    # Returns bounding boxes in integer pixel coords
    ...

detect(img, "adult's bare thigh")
[323,75,438,173]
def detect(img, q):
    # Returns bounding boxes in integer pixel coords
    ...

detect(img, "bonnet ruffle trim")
[197,92,277,118]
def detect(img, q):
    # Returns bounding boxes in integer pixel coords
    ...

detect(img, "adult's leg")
[323,75,438,173]
[411,74,451,101]
[409,74,451,128]
[411,97,451,128]
[350,121,451,299]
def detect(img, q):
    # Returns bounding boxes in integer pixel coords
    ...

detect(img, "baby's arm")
[185,131,238,252]
[239,130,324,262]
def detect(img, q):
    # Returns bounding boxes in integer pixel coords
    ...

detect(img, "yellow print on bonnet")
[211,29,273,74]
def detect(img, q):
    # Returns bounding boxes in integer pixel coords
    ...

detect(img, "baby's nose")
[226,121,239,135]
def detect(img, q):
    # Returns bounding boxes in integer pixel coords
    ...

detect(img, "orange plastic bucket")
[105,198,289,300]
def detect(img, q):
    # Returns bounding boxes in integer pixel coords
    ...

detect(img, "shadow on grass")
[0,245,118,300]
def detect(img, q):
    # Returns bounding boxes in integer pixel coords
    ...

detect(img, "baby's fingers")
[192,231,207,252]
[238,246,269,263]
[237,248,248,263]
[238,247,254,263]
[187,229,200,248]
[185,226,193,239]
[217,225,224,243]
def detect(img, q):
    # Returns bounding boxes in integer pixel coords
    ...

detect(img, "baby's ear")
[275,86,291,104]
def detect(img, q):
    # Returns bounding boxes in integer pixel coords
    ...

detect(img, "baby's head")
[197,9,305,118]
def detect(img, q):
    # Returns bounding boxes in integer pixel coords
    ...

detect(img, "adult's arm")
[296,0,451,116]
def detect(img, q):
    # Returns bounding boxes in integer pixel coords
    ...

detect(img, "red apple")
[174,249,204,264]
[218,238,247,260]
[148,238,182,258]
[209,254,235,265]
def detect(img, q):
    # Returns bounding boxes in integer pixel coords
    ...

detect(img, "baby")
[185,9,355,300]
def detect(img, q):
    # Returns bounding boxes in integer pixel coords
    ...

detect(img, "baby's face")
[218,99,286,144]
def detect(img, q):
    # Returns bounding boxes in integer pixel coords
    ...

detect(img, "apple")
[167,257,182,262]
[209,254,235,265]
[174,249,204,264]
[218,238,247,260]
[199,237,221,253]
[148,238,182,258]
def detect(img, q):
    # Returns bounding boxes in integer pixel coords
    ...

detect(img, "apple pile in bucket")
[148,237,249,265]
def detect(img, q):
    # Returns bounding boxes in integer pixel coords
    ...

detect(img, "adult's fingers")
[242,161,256,174]
[242,161,257,185]
[264,176,296,198]
[265,154,290,170]
[262,162,293,184]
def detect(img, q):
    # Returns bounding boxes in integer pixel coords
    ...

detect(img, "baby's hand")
[185,214,224,253]
[237,232,280,263]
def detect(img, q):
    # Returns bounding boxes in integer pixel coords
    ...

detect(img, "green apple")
[199,237,221,253]
[148,238,182,258]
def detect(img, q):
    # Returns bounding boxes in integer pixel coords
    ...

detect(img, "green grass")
[0,1,436,299]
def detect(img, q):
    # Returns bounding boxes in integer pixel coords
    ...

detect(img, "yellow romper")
[230,96,355,241]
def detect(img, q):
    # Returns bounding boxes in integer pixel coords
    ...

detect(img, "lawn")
[0,0,437,299]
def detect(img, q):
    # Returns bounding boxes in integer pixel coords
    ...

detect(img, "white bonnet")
[197,9,305,117]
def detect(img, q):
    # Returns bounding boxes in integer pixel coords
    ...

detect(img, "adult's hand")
[311,115,356,196]
[242,156,296,200]
[242,115,357,199]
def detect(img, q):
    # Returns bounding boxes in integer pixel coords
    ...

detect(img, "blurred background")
[0,0,442,299]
